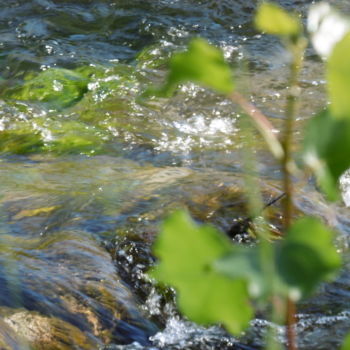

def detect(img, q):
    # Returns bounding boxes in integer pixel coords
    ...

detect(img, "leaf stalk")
[282,37,306,350]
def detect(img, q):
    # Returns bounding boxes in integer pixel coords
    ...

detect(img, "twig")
[227,192,285,239]
[263,192,286,210]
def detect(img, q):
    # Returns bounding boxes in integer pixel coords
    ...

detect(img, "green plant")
[146,2,350,349]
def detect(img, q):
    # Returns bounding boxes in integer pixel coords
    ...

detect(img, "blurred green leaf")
[255,2,301,37]
[216,217,340,301]
[214,246,271,299]
[150,210,252,335]
[149,38,234,97]
[341,333,350,350]
[277,217,341,299]
[6,68,88,109]
[303,109,350,200]
[327,32,350,119]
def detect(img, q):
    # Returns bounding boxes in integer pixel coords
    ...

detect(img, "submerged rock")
[0,155,340,350]
[2,307,98,350]
[0,318,22,350]
[5,68,89,109]
[0,228,157,348]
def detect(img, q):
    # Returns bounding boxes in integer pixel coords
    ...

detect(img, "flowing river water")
[0,0,350,349]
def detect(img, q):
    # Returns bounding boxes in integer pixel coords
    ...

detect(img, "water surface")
[0,0,350,349]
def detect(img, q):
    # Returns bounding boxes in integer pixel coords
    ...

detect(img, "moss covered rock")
[0,128,44,154]
[6,68,89,109]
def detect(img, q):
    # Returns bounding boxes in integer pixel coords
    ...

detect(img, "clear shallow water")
[0,0,350,349]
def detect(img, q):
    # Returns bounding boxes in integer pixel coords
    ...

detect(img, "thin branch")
[282,38,306,350]
[229,91,284,161]
[286,297,297,350]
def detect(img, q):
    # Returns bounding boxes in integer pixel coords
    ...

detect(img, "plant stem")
[286,297,297,350]
[282,37,306,350]
[282,43,302,229]
[229,91,284,161]
[230,37,306,350]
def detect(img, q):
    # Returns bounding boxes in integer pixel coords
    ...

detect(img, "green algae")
[0,118,108,155]
[0,128,44,154]
[5,68,89,109]
[136,44,172,70]
[44,120,108,155]
[0,63,146,155]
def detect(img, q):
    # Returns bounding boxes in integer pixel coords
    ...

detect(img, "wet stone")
[0,318,23,350]
[2,307,98,350]
[0,229,157,348]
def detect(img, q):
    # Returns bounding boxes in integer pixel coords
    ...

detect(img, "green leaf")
[277,217,341,299]
[214,246,267,299]
[150,211,252,335]
[303,110,350,200]
[153,38,234,97]
[341,333,350,350]
[6,68,88,109]
[255,2,301,37]
[215,217,340,302]
[327,32,350,119]
[214,244,289,301]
